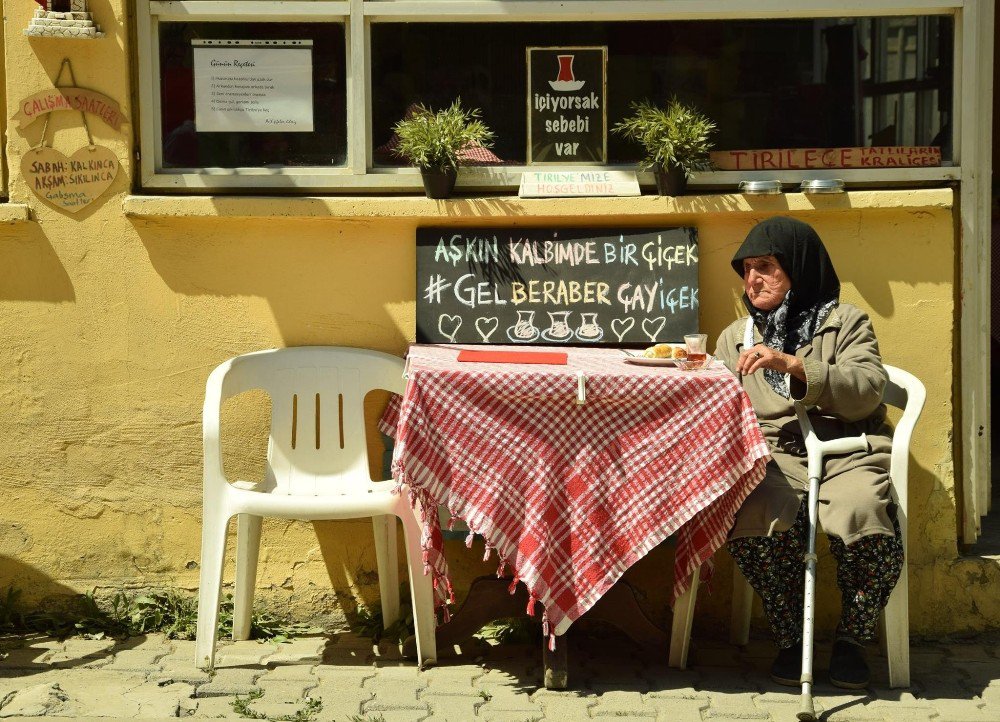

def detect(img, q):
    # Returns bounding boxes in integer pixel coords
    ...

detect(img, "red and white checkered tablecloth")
[385,344,770,638]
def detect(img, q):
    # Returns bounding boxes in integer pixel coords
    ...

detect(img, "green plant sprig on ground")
[393,99,495,171]
[474,616,541,645]
[0,585,319,643]
[231,688,323,721]
[352,601,414,645]
[611,96,717,178]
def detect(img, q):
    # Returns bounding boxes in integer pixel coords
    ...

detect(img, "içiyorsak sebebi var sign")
[527,47,607,164]
[193,39,313,133]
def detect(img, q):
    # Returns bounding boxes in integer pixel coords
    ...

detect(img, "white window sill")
[122,188,953,220]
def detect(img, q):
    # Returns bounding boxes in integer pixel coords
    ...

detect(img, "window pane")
[370,17,953,167]
[159,22,346,169]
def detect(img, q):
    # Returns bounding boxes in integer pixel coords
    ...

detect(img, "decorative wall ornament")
[25,1,105,39]
[16,59,121,213]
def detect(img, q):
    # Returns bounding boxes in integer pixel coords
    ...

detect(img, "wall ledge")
[0,202,32,223]
[123,189,954,221]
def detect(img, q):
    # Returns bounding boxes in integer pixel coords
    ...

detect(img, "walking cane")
[794,403,868,722]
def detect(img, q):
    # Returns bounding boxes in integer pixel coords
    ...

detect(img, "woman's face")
[742,255,791,311]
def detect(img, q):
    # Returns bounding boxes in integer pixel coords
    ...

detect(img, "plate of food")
[624,343,687,367]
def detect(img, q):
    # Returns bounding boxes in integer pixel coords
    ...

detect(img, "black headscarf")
[731,217,841,397]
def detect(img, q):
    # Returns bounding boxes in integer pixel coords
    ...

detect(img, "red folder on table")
[457,349,568,365]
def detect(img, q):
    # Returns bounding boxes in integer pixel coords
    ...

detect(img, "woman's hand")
[737,344,806,382]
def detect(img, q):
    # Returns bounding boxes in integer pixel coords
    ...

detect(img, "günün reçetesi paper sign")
[518,170,639,197]
[193,39,313,133]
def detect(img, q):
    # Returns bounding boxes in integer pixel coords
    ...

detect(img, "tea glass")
[684,333,709,368]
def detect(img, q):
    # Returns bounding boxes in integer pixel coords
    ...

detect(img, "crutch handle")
[817,433,869,457]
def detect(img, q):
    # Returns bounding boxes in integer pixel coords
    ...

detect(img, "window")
[1,24,6,198]
[158,22,347,170]
[371,17,953,168]
[136,2,961,192]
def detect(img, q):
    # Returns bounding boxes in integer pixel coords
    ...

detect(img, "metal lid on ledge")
[738,180,783,194]
[799,179,846,193]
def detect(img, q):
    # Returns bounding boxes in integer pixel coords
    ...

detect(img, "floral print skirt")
[728,503,904,649]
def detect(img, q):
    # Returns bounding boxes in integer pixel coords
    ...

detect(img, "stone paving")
[1,629,999,721]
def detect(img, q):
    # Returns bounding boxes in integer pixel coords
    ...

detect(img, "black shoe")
[829,639,870,689]
[771,642,802,686]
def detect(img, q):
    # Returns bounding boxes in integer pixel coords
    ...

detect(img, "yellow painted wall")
[1,1,996,638]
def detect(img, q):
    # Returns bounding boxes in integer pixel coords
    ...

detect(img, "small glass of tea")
[684,334,709,367]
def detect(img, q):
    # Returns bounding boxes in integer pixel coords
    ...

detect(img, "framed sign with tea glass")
[527,46,607,165]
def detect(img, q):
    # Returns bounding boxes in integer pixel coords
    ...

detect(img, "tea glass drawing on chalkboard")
[508,310,541,343]
[542,311,574,342]
[576,312,604,342]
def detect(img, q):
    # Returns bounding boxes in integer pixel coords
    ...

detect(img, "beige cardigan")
[715,304,895,542]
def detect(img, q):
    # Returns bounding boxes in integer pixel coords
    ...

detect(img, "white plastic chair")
[669,366,925,683]
[194,347,436,670]
[727,364,925,688]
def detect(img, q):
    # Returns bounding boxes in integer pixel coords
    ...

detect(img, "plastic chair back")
[216,347,405,495]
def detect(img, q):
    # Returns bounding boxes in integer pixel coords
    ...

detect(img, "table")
[385,344,770,676]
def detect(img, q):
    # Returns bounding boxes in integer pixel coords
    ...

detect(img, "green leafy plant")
[352,601,414,645]
[231,688,323,721]
[0,585,319,643]
[474,616,541,645]
[612,96,717,178]
[393,99,495,171]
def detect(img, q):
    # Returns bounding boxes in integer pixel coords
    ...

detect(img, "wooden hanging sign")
[710,146,941,170]
[16,59,122,214]
[13,88,127,130]
[21,144,118,213]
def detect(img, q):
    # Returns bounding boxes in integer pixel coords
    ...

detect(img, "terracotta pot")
[653,164,688,196]
[420,167,458,199]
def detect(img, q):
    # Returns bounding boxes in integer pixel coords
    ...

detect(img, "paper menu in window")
[193,39,314,134]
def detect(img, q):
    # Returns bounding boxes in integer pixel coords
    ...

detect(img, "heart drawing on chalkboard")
[611,318,635,342]
[642,317,667,342]
[475,317,499,342]
[438,314,463,342]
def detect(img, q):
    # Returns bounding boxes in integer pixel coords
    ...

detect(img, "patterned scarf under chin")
[747,290,838,398]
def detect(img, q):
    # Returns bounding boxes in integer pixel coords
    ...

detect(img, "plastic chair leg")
[233,514,263,641]
[398,500,437,667]
[884,562,910,688]
[195,508,231,670]
[373,515,401,627]
[669,567,700,669]
[731,564,754,647]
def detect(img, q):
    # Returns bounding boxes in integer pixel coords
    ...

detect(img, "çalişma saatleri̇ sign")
[15,60,129,214]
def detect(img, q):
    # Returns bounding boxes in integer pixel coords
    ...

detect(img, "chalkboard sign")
[416,227,699,346]
[527,47,606,164]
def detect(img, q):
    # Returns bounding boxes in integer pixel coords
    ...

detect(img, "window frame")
[137,0,964,191]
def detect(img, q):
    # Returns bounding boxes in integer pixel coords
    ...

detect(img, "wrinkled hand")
[737,344,806,381]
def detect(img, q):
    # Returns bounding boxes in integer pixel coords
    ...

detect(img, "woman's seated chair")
[194,347,436,670]
[728,364,925,688]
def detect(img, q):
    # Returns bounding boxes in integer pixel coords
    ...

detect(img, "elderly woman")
[715,217,903,690]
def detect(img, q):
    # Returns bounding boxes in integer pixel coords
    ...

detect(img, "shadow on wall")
[706,211,955,319]
[0,222,74,302]
[132,217,411,349]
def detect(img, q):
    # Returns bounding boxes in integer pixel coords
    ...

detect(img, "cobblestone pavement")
[1,630,999,721]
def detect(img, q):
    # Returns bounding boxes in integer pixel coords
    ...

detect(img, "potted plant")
[393,99,496,199]
[612,97,717,196]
